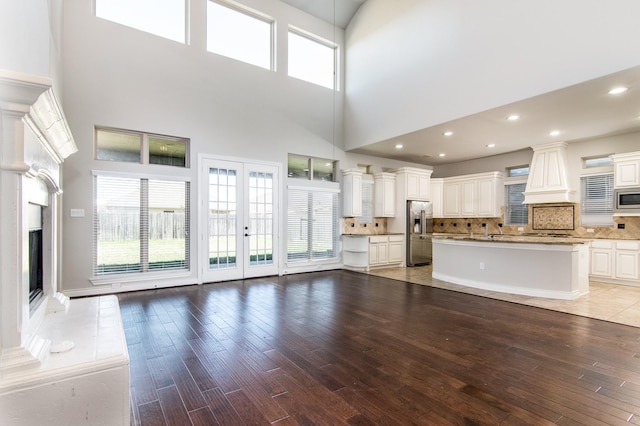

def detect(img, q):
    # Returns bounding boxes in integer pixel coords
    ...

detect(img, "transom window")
[207,1,273,70]
[95,0,186,43]
[288,28,337,90]
[96,127,188,167]
[287,154,337,182]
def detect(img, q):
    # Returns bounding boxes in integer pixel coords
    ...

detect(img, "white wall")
[60,0,426,295]
[344,0,640,150]
[0,0,64,90]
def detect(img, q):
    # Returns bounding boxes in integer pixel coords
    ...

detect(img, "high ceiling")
[281,1,640,166]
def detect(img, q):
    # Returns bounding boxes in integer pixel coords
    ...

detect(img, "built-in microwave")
[614,187,640,213]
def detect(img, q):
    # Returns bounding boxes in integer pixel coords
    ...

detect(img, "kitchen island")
[432,234,590,300]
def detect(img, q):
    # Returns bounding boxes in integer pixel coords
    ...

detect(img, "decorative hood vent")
[523,142,576,204]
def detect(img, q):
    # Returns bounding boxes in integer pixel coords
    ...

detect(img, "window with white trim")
[288,28,337,89]
[95,0,186,43]
[504,182,528,226]
[96,127,189,167]
[287,188,338,262]
[93,174,190,275]
[207,1,273,70]
[580,173,614,226]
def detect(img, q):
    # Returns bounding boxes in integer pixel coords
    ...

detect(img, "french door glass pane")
[248,171,273,266]
[209,168,237,269]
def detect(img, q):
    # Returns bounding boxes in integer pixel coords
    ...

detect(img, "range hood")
[523,142,576,204]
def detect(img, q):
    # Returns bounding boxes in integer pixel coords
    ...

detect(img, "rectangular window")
[507,165,530,177]
[207,1,273,70]
[95,0,186,43]
[504,183,528,226]
[288,29,337,89]
[96,127,188,167]
[580,173,614,226]
[287,188,338,262]
[584,156,613,168]
[94,175,190,275]
[287,154,336,182]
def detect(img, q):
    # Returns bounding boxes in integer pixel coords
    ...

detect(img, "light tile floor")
[365,265,640,328]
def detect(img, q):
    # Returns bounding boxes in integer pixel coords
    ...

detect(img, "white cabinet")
[611,152,640,188]
[395,167,432,201]
[374,173,396,217]
[590,240,613,277]
[430,178,444,218]
[442,172,503,218]
[388,235,404,263]
[590,239,640,284]
[342,235,405,271]
[342,169,363,217]
[369,235,388,265]
[615,241,640,281]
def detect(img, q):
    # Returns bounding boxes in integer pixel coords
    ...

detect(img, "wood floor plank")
[118,270,640,425]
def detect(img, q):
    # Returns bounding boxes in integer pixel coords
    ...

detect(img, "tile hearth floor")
[365,265,640,328]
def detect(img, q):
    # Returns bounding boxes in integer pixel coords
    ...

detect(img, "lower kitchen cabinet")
[590,239,640,285]
[343,234,405,271]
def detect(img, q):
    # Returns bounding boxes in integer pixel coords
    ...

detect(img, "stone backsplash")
[433,203,640,240]
[342,217,388,235]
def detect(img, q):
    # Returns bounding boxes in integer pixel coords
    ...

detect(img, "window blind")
[504,183,528,226]
[287,188,338,262]
[581,173,614,226]
[94,175,189,276]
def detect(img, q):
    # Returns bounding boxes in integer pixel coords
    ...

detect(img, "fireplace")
[0,71,130,425]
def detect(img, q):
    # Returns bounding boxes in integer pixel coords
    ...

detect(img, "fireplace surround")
[0,70,130,425]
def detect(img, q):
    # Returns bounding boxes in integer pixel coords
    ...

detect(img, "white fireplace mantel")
[0,70,129,425]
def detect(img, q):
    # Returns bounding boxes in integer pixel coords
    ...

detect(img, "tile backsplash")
[342,218,388,235]
[433,203,640,240]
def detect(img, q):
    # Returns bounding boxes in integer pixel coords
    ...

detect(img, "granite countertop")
[432,232,591,245]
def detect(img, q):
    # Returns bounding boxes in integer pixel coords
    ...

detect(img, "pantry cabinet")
[590,239,640,284]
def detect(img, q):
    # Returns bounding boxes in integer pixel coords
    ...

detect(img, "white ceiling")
[350,65,640,166]
[280,0,367,29]
[281,1,640,166]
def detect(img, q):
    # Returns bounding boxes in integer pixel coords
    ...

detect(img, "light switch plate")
[70,209,85,217]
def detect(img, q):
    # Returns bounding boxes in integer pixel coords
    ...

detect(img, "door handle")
[245,233,251,237]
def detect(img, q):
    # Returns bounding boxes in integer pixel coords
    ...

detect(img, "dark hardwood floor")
[119,270,640,425]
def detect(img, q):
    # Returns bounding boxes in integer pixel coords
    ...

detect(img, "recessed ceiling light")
[486,143,496,148]
[395,144,403,149]
[608,86,628,95]
[507,114,520,121]
[549,130,561,137]
[439,153,446,157]
[443,131,453,137]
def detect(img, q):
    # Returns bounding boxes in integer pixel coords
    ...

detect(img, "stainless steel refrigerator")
[406,200,433,266]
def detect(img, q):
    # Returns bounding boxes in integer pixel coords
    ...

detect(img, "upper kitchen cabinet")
[442,172,503,218]
[430,178,444,218]
[611,152,640,188]
[374,172,396,217]
[394,167,432,201]
[342,169,363,217]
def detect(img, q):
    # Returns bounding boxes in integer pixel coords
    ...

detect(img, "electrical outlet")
[517,227,524,232]
[586,228,595,233]
[479,262,485,270]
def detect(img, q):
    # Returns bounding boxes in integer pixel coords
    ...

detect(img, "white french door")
[200,158,279,282]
